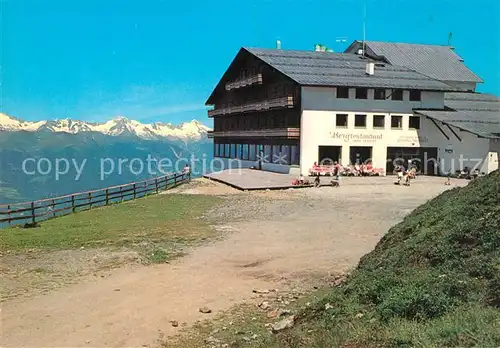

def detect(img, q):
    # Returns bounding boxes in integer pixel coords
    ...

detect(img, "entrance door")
[386,147,438,175]
[350,146,373,165]
[318,146,341,165]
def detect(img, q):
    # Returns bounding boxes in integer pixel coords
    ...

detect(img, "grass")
[265,170,500,347]
[0,193,222,263]
[165,172,500,348]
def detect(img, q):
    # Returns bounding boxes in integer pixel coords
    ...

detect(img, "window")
[214,143,219,157]
[272,145,281,163]
[242,144,249,160]
[224,144,230,158]
[374,88,386,100]
[236,144,242,158]
[355,88,368,99]
[281,145,290,164]
[355,114,367,128]
[409,90,421,101]
[409,116,420,129]
[291,145,300,165]
[391,115,403,129]
[264,145,272,162]
[336,114,348,128]
[230,144,236,158]
[392,89,403,101]
[249,144,256,161]
[373,115,385,128]
[336,87,349,99]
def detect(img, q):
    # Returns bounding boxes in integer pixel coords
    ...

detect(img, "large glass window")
[242,144,249,160]
[272,144,281,163]
[230,144,236,158]
[249,144,256,161]
[236,144,242,158]
[214,143,219,157]
[264,145,272,163]
[224,144,229,158]
[281,145,290,165]
[291,145,300,165]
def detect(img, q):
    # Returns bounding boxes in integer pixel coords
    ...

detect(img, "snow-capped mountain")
[0,113,211,141]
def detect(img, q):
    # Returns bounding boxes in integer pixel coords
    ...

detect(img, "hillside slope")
[276,171,500,347]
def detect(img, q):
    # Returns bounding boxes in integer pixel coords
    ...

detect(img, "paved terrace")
[203,169,449,190]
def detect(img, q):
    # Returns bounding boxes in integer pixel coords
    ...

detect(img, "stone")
[325,303,333,310]
[242,336,251,342]
[271,316,295,333]
[355,313,364,319]
[278,309,292,317]
[253,289,270,294]
[199,307,212,314]
[205,336,220,344]
[210,329,220,335]
[267,309,279,319]
[258,301,270,310]
[251,334,259,339]
[170,320,179,327]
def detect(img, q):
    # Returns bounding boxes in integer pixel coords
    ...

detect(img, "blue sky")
[2,0,499,125]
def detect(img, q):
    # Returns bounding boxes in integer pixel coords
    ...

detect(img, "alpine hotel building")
[206,41,500,175]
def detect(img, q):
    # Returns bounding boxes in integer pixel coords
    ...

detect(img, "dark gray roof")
[355,41,483,83]
[244,47,457,91]
[415,92,500,138]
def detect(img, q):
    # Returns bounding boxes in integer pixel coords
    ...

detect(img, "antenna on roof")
[362,2,367,56]
[448,32,453,46]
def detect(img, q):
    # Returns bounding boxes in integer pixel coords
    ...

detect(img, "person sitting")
[299,174,305,185]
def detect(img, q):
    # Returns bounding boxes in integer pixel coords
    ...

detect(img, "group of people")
[394,164,418,186]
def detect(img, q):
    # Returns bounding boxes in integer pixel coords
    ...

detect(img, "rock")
[199,307,212,314]
[271,316,295,333]
[284,300,290,305]
[222,326,227,330]
[253,289,270,294]
[325,303,333,310]
[251,334,259,339]
[170,320,179,327]
[306,302,311,307]
[85,340,90,344]
[114,288,120,292]
[210,329,220,335]
[258,301,270,310]
[278,309,292,317]
[205,336,220,344]
[242,336,251,342]
[355,313,364,319]
[267,309,279,319]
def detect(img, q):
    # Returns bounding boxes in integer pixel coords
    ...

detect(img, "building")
[206,41,500,176]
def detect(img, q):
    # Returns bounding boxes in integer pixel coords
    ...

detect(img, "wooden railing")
[225,74,263,91]
[0,171,190,228]
[208,96,295,117]
[207,127,300,139]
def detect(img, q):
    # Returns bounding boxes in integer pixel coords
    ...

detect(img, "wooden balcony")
[208,96,295,117]
[225,74,263,91]
[207,127,300,139]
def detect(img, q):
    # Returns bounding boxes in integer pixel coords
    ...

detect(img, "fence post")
[52,199,56,218]
[7,205,11,226]
[105,189,109,205]
[72,195,75,212]
[155,178,158,194]
[174,173,177,187]
[31,201,35,224]
[89,192,92,209]
[133,183,136,199]
[120,186,123,203]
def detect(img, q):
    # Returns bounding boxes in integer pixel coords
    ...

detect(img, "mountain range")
[0,113,213,204]
[0,113,211,142]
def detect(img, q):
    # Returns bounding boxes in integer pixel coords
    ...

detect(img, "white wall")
[299,107,492,175]
[301,87,445,113]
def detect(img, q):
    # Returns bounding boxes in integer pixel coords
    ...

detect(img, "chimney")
[276,40,282,49]
[365,62,375,75]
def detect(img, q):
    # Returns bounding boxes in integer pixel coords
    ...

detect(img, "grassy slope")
[0,194,221,262]
[272,171,500,347]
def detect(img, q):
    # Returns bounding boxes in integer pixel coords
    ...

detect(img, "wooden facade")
[206,49,301,166]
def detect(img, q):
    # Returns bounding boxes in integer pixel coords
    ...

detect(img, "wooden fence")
[0,171,190,228]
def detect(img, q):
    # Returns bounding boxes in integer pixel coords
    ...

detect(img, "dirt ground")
[1,177,467,347]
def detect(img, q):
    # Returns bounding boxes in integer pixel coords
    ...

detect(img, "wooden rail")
[0,172,190,228]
